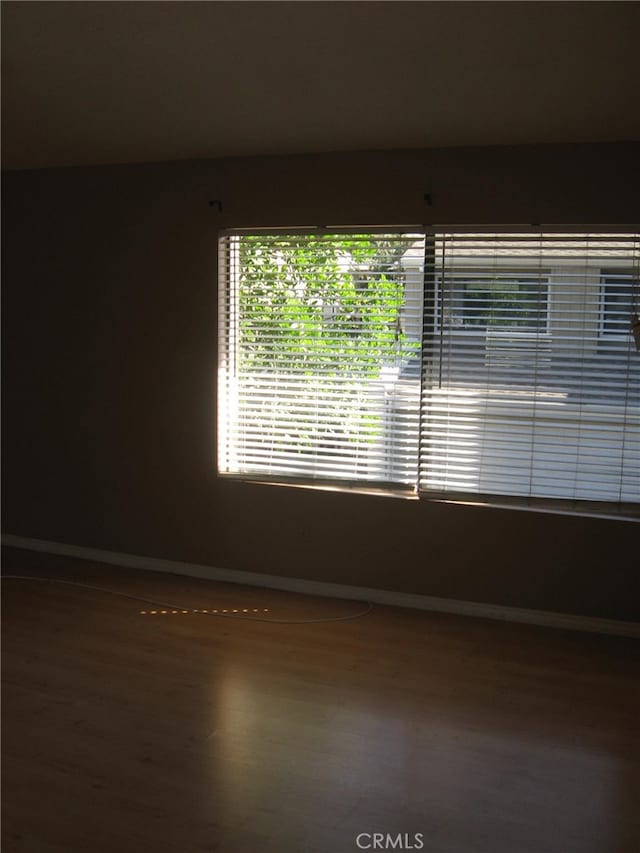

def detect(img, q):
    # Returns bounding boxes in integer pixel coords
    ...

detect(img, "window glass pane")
[218,233,423,487]
[419,233,640,505]
[460,275,547,329]
[601,270,636,335]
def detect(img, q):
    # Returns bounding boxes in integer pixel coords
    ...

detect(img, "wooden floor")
[2,547,639,853]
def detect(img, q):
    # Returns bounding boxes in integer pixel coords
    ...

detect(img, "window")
[600,270,637,336]
[218,232,422,486]
[219,231,640,511]
[441,272,548,331]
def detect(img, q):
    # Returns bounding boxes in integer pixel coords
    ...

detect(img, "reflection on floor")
[2,547,639,853]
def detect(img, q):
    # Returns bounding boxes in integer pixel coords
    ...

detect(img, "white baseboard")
[2,533,639,638]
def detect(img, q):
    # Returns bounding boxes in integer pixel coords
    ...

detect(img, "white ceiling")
[2,1,639,171]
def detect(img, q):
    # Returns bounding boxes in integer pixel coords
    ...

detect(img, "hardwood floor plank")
[2,547,639,852]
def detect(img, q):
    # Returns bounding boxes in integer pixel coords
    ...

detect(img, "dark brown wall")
[3,143,639,620]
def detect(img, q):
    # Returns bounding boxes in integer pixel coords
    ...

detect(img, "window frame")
[217,227,640,519]
[217,228,424,490]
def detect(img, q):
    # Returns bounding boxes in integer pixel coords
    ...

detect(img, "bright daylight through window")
[218,231,639,511]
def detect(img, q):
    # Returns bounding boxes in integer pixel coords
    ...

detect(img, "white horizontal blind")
[419,233,640,506]
[218,232,424,486]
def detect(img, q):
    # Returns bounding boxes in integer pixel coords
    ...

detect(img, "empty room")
[2,2,639,852]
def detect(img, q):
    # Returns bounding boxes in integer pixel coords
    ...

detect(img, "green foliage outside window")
[232,234,419,468]
[237,235,417,376]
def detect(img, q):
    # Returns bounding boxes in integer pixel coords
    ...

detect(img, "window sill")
[219,473,418,500]
[219,475,638,518]
[426,495,640,522]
